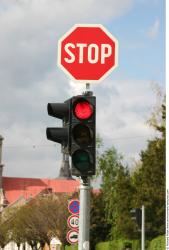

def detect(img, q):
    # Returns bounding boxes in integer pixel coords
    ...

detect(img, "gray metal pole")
[141,205,145,250]
[78,177,91,250]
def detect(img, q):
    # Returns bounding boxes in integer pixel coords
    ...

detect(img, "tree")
[97,147,135,240]
[0,214,9,248]
[6,193,69,249]
[90,191,111,250]
[132,102,165,238]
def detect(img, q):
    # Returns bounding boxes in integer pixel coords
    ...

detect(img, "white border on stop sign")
[57,23,119,84]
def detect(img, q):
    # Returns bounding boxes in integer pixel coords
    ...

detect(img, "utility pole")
[78,177,90,250]
[141,205,145,250]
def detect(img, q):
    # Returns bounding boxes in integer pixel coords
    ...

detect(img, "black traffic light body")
[70,94,96,177]
[46,99,70,151]
[130,208,142,229]
[46,93,96,177]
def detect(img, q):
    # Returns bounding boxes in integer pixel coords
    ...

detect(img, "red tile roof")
[2,177,80,205]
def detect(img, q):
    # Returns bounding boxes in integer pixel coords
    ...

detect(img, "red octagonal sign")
[58,24,118,83]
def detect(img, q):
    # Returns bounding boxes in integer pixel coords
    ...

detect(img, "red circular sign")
[67,214,79,229]
[58,24,118,83]
[66,229,78,244]
[68,200,80,214]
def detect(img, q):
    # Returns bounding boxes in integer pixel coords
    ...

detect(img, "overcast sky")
[0,0,165,180]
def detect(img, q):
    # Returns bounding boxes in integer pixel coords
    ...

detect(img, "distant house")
[0,177,80,250]
[1,176,80,207]
[0,172,80,250]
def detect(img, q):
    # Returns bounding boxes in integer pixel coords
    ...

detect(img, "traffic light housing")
[46,93,96,177]
[130,208,142,229]
[70,94,96,177]
[46,100,70,151]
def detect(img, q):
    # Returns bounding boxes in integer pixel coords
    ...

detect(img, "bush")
[65,244,78,250]
[65,235,165,250]
[148,235,165,250]
[95,239,140,250]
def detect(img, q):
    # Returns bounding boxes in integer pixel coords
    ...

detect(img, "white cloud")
[0,0,161,179]
[1,76,157,178]
[147,19,160,39]
[0,0,134,87]
[67,78,157,163]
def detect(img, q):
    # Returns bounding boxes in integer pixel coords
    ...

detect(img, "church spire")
[58,152,74,179]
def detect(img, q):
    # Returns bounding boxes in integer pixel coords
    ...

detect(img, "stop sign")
[58,24,118,83]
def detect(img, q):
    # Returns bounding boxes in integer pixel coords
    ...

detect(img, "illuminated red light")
[74,100,93,120]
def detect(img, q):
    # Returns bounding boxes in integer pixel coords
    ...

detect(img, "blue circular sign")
[68,200,80,214]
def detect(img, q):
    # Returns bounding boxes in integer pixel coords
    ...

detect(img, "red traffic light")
[70,95,96,177]
[74,99,93,120]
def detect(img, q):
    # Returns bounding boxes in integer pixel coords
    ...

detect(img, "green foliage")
[95,236,165,250]
[0,215,9,248]
[148,235,165,250]
[95,241,110,250]
[90,191,111,250]
[97,147,135,239]
[132,104,165,238]
[95,239,140,250]
[95,100,165,243]
[65,244,78,250]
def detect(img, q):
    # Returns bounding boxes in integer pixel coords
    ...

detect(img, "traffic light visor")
[74,99,93,120]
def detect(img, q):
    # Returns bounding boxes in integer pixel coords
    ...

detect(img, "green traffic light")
[72,149,91,172]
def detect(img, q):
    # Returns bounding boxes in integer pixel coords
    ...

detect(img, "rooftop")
[2,177,80,205]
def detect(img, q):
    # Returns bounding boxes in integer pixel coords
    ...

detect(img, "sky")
[0,0,165,181]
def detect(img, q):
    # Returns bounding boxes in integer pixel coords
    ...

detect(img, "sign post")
[58,24,118,250]
[78,177,90,250]
[141,205,145,250]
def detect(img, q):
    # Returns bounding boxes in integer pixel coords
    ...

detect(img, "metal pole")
[86,83,90,91]
[141,205,145,250]
[78,177,90,250]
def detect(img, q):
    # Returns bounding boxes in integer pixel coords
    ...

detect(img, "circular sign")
[58,24,118,83]
[66,230,78,244]
[67,214,79,229]
[68,200,80,214]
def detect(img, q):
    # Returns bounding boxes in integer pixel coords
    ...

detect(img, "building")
[2,176,79,207]
[0,135,80,209]
[0,135,80,250]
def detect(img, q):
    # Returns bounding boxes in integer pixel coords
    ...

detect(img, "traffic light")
[46,100,70,151]
[130,208,142,229]
[70,94,96,177]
